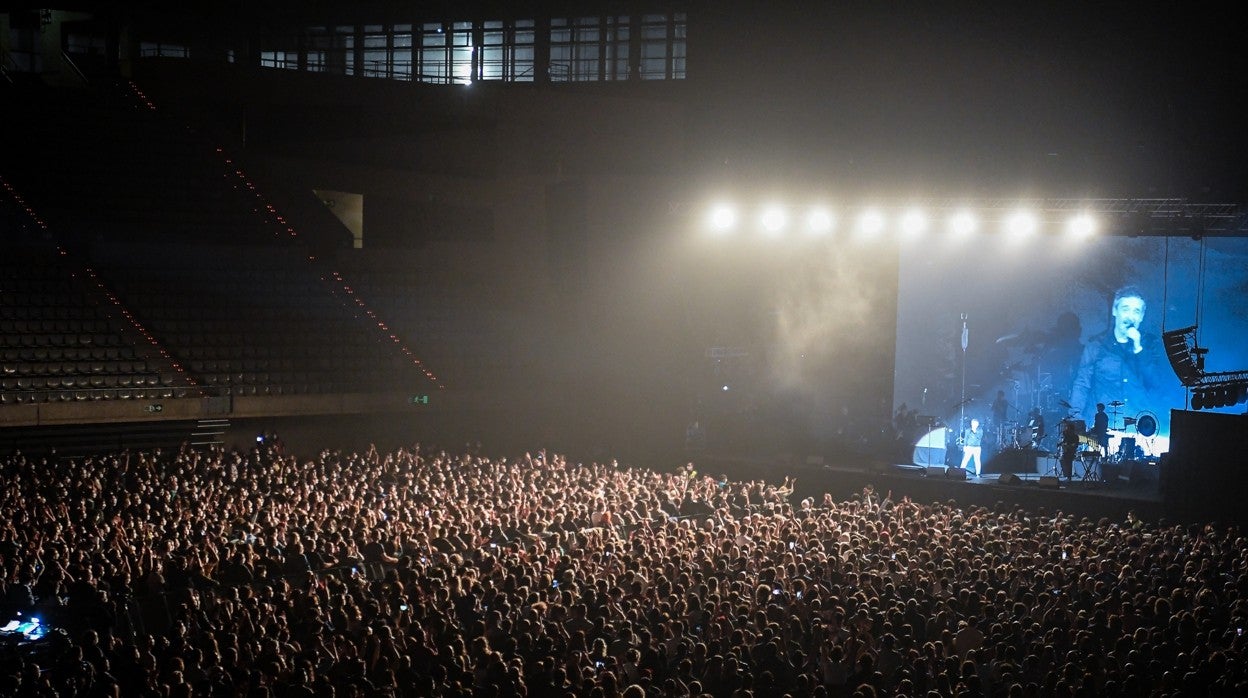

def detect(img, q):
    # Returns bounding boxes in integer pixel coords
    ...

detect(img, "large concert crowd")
[2,439,1246,697]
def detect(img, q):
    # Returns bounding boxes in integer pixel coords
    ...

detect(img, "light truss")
[679,197,1248,236]
[833,198,1247,235]
[1163,324,1248,410]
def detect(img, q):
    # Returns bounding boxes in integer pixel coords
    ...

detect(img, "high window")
[640,13,686,80]
[550,16,632,82]
[480,20,536,82]
[180,13,688,84]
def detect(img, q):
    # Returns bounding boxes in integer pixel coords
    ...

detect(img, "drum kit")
[993,421,1038,450]
[989,402,1046,450]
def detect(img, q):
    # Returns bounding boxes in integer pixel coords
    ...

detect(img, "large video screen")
[894,234,1248,460]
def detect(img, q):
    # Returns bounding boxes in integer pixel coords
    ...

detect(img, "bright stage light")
[947,209,979,237]
[1066,212,1097,238]
[759,205,788,235]
[707,204,738,232]
[805,207,834,236]
[856,208,886,237]
[1004,209,1039,238]
[899,209,929,240]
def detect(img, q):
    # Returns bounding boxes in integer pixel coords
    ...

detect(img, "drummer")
[990,390,1010,445]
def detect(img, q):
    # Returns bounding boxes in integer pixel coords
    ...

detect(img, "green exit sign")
[409,395,430,405]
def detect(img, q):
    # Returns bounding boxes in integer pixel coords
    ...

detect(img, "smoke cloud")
[769,248,887,395]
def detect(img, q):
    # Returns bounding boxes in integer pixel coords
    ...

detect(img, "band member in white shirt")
[959,418,984,476]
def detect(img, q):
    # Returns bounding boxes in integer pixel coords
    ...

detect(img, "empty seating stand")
[3,82,434,404]
[0,243,188,405]
[87,241,429,397]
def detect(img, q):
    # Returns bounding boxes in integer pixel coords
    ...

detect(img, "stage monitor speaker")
[999,473,1021,485]
[946,467,968,480]
[1038,475,1061,489]
[925,466,947,478]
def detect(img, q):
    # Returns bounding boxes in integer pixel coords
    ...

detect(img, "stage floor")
[696,449,1165,523]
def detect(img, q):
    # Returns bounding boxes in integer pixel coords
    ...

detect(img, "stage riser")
[985,449,1045,475]
[700,454,1164,523]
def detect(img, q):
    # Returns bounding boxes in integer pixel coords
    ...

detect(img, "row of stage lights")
[703,203,1100,240]
[1191,384,1248,411]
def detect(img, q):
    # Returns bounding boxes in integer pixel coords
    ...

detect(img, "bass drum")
[1135,412,1158,437]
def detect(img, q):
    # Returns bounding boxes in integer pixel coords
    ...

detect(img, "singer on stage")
[1068,285,1160,424]
[959,418,984,476]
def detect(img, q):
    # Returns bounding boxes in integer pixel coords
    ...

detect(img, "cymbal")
[1108,400,1125,407]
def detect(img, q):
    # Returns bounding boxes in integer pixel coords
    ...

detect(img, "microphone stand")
[960,313,969,434]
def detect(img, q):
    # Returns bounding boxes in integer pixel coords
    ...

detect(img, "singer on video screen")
[1068,285,1160,424]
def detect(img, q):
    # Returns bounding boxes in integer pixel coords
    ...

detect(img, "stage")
[695,448,1166,524]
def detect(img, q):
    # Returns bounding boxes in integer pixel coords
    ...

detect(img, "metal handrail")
[60,50,89,84]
